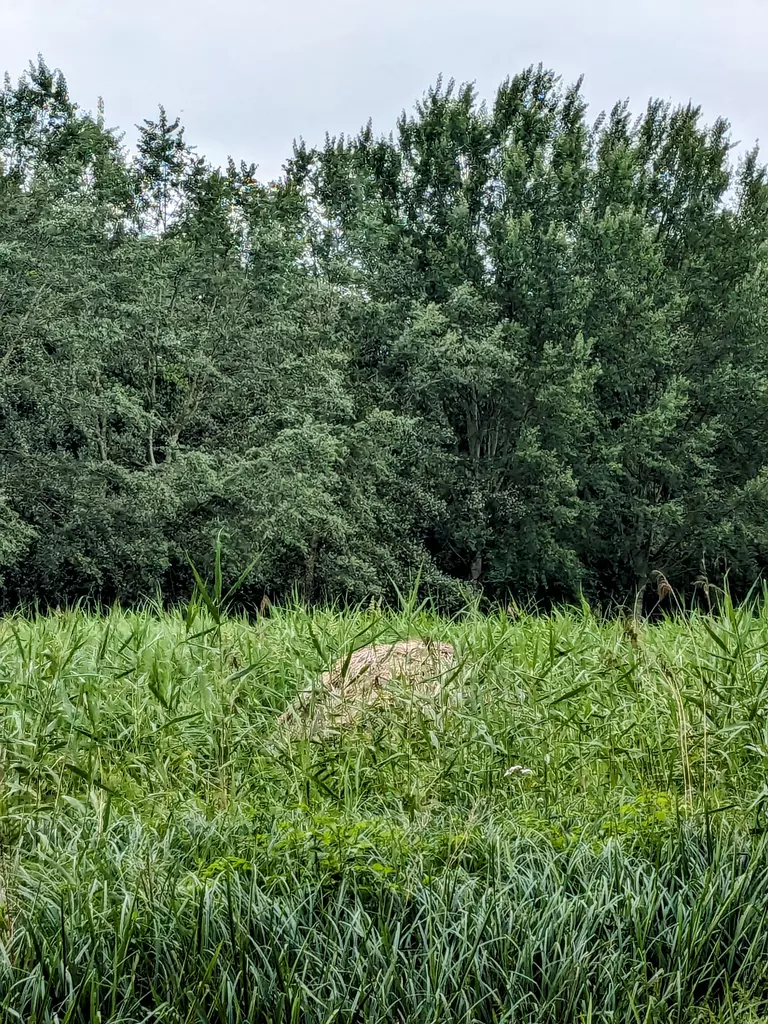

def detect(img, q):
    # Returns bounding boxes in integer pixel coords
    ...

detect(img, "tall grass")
[1,598,768,1020]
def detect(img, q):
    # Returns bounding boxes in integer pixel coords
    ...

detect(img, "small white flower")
[504,765,534,777]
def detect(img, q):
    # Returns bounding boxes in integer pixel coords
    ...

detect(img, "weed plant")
[1,593,768,1020]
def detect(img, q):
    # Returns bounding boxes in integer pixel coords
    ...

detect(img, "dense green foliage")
[6,54,768,1022]
[2,599,768,1020]
[3,57,768,610]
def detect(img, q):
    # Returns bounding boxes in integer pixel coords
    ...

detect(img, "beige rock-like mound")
[278,639,456,737]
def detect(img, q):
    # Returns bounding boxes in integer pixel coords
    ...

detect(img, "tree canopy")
[2,58,768,611]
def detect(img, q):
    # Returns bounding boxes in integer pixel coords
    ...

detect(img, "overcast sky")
[3,0,766,181]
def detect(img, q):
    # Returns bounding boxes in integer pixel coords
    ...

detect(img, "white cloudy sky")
[3,0,766,181]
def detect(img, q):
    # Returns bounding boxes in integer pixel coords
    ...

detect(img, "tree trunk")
[148,426,157,468]
[470,553,483,582]
[97,415,108,463]
[148,353,158,468]
[303,534,320,603]
[633,578,647,623]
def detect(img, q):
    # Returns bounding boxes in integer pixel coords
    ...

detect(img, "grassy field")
[2,594,768,1021]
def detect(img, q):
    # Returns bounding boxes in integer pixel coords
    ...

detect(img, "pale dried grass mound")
[278,639,456,737]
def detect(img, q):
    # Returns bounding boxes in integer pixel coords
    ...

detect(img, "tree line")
[2,57,768,612]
